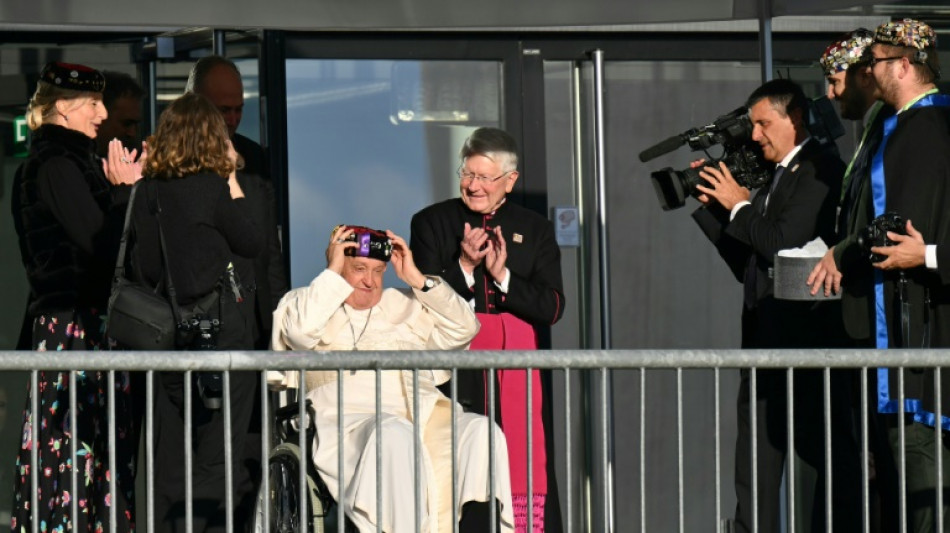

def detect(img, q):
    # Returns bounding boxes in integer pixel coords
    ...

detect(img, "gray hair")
[460,127,519,172]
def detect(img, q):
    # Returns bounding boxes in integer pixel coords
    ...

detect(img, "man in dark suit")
[187,55,289,532]
[692,79,857,533]
[410,127,565,532]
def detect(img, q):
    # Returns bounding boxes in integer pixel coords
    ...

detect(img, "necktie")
[746,165,786,307]
[763,165,785,212]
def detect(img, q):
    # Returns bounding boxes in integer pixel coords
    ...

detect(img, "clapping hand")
[103,138,144,185]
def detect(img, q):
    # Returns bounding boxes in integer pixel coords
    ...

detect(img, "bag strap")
[148,179,187,325]
[113,181,140,281]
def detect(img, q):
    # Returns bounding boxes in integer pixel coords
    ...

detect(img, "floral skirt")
[11,309,136,533]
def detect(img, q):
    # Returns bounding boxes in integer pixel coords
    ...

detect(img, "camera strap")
[923,288,932,348]
[898,272,910,348]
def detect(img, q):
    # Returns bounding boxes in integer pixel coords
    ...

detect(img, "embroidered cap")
[819,29,874,76]
[39,62,106,93]
[873,18,938,50]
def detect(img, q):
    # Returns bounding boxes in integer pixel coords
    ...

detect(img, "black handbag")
[106,181,220,350]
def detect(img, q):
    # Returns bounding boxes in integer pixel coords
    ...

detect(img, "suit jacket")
[233,136,288,348]
[692,139,845,348]
[410,198,565,327]
[232,133,267,182]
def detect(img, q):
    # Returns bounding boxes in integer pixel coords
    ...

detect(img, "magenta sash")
[471,312,547,496]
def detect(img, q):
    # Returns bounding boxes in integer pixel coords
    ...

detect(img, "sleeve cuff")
[493,268,510,293]
[730,201,751,221]
[926,244,938,270]
[459,260,475,288]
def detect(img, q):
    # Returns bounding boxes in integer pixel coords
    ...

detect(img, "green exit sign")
[14,115,28,157]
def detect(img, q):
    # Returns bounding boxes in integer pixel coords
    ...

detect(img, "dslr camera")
[178,315,224,410]
[335,224,393,262]
[639,107,771,211]
[857,212,906,263]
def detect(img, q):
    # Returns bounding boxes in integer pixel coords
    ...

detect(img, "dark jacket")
[410,198,565,326]
[692,139,846,348]
[12,124,130,315]
[130,174,263,305]
[230,134,288,348]
[233,171,288,348]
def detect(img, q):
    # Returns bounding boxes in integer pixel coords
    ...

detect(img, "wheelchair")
[253,399,357,533]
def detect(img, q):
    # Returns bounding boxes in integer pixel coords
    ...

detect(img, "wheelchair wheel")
[253,443,327,533]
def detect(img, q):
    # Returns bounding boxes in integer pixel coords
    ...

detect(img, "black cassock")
[410,197,565,531]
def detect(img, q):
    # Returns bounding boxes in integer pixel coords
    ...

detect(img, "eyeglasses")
[457,166,513,185]
[866,55,904,68]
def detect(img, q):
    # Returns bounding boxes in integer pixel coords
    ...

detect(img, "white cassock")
[271,269,514,533]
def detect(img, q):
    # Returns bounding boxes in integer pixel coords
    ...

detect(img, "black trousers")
[735,302,861,533]
[733,367,862,533]
[152,297,256,533]
[152,370,256,533]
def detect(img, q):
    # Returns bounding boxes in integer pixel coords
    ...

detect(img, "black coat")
[692,139,847,348]
[130,174,263,304]
[876,102,950,419]
[12,124,130,315]
[231,136,288,348]
[233,171,288,348]
[410,197,566,532]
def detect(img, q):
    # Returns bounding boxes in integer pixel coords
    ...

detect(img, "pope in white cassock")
[271,225,514,533]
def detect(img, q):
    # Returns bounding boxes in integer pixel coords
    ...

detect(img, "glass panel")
[285,59,502,287]
[154,56,261,143]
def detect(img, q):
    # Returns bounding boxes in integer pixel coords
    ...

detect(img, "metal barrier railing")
[9,348,950,533]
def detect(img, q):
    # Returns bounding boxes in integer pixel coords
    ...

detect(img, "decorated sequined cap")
[873,18,937,50]
[39,62,106,93]
[819,29,874,76]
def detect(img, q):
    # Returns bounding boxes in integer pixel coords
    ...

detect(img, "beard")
[838,89,867,121]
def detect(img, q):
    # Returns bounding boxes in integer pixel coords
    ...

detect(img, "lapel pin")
[790,163,800,173]
[513,233,523,243]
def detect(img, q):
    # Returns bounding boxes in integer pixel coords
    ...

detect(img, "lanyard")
[840,101,883,203]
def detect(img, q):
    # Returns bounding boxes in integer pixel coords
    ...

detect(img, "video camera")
[639,107,770,211]
[639,97,844,211]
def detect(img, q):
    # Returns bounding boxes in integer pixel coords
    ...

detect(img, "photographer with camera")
[131,93,263,533]
[852,19,950,532]
[691,79,857,533]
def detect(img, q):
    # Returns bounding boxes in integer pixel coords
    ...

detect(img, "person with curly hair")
[130,91,263,533]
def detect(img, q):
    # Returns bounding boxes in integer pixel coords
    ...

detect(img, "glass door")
[283,58,505,286]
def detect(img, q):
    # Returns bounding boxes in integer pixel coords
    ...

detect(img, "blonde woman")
[11,61,141,533]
